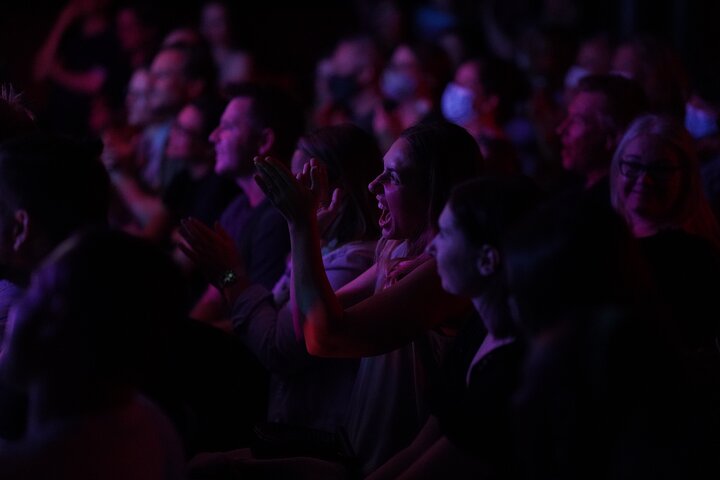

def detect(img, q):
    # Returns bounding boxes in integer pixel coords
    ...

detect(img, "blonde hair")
[609,114,720,250]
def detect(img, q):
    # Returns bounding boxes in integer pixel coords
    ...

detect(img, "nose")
[368,172,383,194]
[209,126,220,143]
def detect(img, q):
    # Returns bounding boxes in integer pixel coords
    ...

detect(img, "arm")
[33,2,80,82]
[255,157,469,358]
[109,170,172,241]
[46,64,106,95]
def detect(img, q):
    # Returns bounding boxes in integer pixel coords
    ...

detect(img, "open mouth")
[378,202,391,230]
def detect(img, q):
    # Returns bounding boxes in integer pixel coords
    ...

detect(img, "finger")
[262,156,297,191]
[328,187,345,211]
[177,241,199,264]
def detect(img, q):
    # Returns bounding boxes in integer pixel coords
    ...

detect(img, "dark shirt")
[219,195,290,289]
[639,229,720,350]
[163,169,238,226]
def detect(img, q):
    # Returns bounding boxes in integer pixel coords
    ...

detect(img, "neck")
[189,161,211,180]
[472,281,514,337]
[236,175,266,207]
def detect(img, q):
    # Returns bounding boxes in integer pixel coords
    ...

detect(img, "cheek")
[385,186,426,227]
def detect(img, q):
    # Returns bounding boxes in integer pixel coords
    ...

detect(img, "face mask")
[328,73,360,106]
[685,103,719,139]
[610,69,634,80]
[441,82,476,126]
[381,69,418,103]
[564,65,590,89]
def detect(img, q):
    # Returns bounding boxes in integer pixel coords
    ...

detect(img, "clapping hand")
[178,218,244,290]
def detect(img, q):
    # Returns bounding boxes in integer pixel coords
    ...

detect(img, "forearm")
[110,171,164,227]
[48,66,105,95]
[290,223,344,356]
[230,285,313,374]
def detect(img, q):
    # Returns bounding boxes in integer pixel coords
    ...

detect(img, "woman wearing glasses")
[610,114,720,351]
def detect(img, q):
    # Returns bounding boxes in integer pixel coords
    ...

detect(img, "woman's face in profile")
[368,138,428,240]
[616,133,684,228]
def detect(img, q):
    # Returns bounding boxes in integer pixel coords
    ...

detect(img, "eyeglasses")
[619,160,682,181]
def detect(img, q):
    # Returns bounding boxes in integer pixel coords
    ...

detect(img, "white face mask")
[685,103,719,139]
[441,82,476,126]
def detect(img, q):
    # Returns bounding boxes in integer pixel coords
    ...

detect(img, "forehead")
[177,105,203,129]
[455,61,481,88]
[568,91,607,116]
[383,138,415,171]
[622,134,681,164]
[151,50,185,73]
[438,204,457,229]
[391,45,417,68]
[223,97,254,123]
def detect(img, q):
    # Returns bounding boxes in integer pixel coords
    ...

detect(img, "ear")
[12,209,30,252]
[257,128,276,157]
[476,244,500,277]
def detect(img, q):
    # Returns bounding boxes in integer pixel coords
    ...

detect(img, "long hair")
[297,124,381,245]
[378,121,482,287]
[609,114,720,250]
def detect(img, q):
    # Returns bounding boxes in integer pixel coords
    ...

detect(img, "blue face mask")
[441,82,476,126]
[685,103,719,139]
[381,69,418,103]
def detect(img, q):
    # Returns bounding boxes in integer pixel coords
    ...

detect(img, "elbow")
[303,322,335,357]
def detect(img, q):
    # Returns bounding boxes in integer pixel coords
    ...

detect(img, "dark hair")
[448,175,542,248]
[0,85,35,142]
[502,191,652,336]
[0,134,110,246]
[188,96,226,140]
[400,121,482,236]
[227,83,305,161]
[158,42,218,91]
[577,74,648,133]
[463,57,530,123]
[297,124,381,244]
[19,229,184,383]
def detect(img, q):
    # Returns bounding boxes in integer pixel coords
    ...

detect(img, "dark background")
[1,0,719,104]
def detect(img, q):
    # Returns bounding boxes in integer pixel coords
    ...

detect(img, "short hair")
[447,175,542,248]
[463,57,530,124]
[576,74,648,133]
[227,83,304,161]
[158,42,218,90]
[609,114,720,249]
[0,85,35,142]
[188,96,226,140]
[0,134,110,246]
[297,124,381,244]
[16,229,184,383]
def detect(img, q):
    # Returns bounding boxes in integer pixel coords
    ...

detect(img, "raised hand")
[296,158,345,237]
[178,218,245,289]
[254,156,317,229]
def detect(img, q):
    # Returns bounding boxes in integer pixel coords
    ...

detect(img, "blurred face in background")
[166,105,208,162]
[126,69,152,127]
